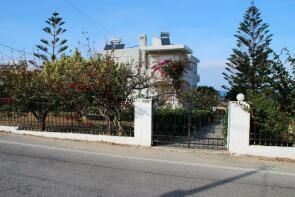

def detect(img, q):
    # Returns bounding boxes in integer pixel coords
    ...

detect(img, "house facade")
[103,32,200,106]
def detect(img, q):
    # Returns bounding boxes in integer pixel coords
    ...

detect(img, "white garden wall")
[228,101,295,160]
[2,99,294,159]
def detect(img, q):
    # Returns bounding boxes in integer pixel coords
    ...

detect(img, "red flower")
[172,64,177,71]
[152,59,172,76]
[69,83,76,89]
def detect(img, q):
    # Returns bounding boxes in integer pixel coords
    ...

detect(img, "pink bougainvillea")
[152,60,172,77]
[152,58,189,90]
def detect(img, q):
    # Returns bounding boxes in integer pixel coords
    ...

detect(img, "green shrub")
[246,90,292,145]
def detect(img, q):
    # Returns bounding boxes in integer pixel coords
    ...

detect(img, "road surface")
[0,132,295,197]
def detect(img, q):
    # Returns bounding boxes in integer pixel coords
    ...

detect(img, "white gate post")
[228,101,250,154]
[134,99,152,146]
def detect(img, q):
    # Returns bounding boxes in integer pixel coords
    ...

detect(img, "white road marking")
[0,139,295,177]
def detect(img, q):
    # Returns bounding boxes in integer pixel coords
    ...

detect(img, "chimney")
[152,37,162,46]
[139,34,147,47]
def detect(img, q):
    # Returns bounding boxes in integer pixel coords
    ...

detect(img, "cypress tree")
[222,1,273,100]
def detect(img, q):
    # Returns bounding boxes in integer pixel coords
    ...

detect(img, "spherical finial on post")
[236,93,245,102]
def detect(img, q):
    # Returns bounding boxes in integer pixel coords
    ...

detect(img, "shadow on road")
[159,168,265,197]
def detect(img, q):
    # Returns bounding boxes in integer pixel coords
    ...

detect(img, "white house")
[103,32,200,106]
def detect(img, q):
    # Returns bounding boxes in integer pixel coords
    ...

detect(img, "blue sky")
[0,0,295,90]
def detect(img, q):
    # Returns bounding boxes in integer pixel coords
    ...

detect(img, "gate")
[152,106,227,150]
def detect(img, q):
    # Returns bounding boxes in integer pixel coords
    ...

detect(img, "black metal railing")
[152,109,226,149]
[0,103,134,137]
[153,110,216,136]
[153,135,226,150]
[249,118,295,147]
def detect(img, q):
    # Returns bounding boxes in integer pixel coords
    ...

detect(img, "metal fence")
[152,109,227,150]
[249,118,295,147]
[0,103,134,137]
[152,135,226,150]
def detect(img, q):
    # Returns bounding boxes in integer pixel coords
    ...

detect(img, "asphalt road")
[0,133,295,197]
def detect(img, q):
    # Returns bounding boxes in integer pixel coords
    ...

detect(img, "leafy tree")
[1,63,57,130]
[223,2,273,100]
[284,50,295,117]
[243,49,295,145]
[43,50,90,115]
[34,12,68,62]
[0,63,22,98]
[179,86,221,111]
[44,50,151,134]
[246,89,291,145]
[152,58,189,93]
[268,49,294,116]
[151,57,190,107]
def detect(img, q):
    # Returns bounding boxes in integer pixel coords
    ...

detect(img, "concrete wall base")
[0,127,139,146]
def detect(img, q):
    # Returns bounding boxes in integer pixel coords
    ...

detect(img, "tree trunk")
[99,109,111,134]
[113,114,123,135]
[38,115,46,131]
[32,110,48,131]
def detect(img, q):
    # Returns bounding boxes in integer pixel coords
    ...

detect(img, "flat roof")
[188,54,200,63]
[141,44,193,54]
